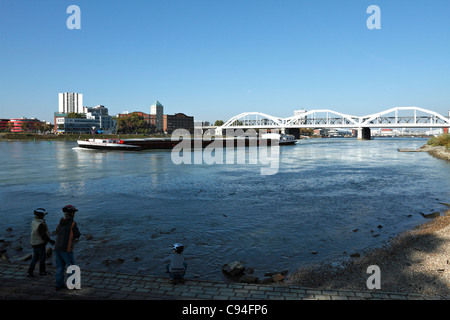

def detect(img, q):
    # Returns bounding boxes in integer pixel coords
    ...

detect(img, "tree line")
[116,114,159,134]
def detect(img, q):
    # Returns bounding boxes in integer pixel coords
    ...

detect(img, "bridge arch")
[360,106,450,126]
[221,112,285,128]
[284,109,361,127]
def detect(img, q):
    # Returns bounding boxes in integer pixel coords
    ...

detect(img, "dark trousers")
[166,263,187,279]
[28,243,47,275]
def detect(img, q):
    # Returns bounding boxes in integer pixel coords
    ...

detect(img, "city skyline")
[1,1,450,123]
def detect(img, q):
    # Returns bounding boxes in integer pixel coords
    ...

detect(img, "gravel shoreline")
[420,145,450,161]
[285,213,450,296]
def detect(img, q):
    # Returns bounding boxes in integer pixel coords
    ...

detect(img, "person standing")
[54,205,81,290]
[27,208,55,277]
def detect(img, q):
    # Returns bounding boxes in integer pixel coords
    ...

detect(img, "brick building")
[163,113,194,134]
[0,119,10,131]
[8,118,43,133]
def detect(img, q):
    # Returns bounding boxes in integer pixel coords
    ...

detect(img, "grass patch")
[427,133,450,149]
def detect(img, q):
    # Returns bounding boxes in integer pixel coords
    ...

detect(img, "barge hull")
[77,137,296,151]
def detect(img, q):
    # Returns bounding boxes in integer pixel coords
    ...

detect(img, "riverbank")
[284,213,450,296]
[420,145,450,161]
[2,211,450,298]
[0,133,164,141]
[420,133,450,161]
[2,261,447,301]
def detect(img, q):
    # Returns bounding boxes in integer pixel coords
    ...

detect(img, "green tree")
[21,121,30,133]
[43,123,54,133]
[66,113,86,119]
[117,114,151,134]
[427,133,450,149]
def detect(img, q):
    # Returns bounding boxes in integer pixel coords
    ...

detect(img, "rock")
[264,270,288,277]
[13,246,23,251]
[350,253,360,258]
[222,261,245,277]
[102,258,125,266]
[6,227,13,232]
[421,212,440,219]
[272,274,285,282]
[310,251,318,255]
[377,225,383,229]
[85,234,94,240]
[239,275,259,284]
[1,252,10,262]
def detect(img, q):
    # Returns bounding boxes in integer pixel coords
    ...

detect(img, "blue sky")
[1,0,449,123]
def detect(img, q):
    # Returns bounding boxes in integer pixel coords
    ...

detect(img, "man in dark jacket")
[54,205,81,290]
[27,208,55,277]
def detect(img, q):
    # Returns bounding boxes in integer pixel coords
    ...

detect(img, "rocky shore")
[284,213,450,296]
[420,144,450,161]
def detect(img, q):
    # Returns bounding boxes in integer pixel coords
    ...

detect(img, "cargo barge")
[76,134,296,151]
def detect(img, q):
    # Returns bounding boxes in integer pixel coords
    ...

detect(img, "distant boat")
[261,133,297,145]
[77,139,143,150]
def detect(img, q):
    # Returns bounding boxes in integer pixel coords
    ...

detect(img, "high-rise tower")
[150,100,164,132]
[58,92,83,114]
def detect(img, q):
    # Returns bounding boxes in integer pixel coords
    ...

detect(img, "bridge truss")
[219,107,450,130]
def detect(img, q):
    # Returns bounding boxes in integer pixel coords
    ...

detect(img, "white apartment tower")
[150,100,164,132]
[58,92,83,114]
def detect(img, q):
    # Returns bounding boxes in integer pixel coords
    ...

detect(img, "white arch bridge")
[215,107,450,139]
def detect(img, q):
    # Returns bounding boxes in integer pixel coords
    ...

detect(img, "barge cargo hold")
[76,134,297,151]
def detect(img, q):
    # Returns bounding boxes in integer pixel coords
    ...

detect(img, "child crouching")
[166,243,187,284]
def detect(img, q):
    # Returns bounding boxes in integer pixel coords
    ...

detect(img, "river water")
[0,138,449,281]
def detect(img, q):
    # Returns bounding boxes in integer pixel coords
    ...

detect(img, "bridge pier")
[357,127,371,140]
